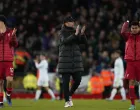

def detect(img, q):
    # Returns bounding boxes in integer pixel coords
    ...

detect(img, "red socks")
[6,88,12,96]
[0,93,3,103]
[129,86,135,105]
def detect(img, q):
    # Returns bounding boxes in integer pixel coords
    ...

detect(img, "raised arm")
[121,21,130,41]
[10,34,18,47]
[77,25,88,45]
[10,28,18,47]
[59,25,81,45]
[59,32,77,45]
[35,61,44,69]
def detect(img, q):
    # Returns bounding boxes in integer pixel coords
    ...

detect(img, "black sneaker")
[6,94,12,106]
[0,103,4,108]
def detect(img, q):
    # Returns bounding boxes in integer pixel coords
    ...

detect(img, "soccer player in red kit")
[0,15,18,107]
[121,20,140,110]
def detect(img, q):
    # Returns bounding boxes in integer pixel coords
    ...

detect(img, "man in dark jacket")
[121,20,140,110]
[58,16,87,107]
[0,15,18,107]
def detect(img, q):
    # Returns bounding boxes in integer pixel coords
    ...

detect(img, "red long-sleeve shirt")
[0,28,18,61]
[121,21,140,61]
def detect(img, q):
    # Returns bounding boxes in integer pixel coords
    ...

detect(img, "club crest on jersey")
[10,68,14,73]
[8,33,10,36]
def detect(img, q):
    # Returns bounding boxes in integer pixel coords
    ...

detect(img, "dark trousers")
[59,80,63,100]
[62,72,82,102]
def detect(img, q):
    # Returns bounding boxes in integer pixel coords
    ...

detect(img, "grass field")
[2,99,140,110]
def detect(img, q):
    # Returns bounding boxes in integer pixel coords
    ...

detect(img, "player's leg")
[39,77,55,100]
[119,80,126,101]
[109,87,117,100]
[138,84,140,102]
[61,73,71,107]
[69,72,81,106]
[35,86,42,100]
[0,62,4,107]
[44,86,55,100]
[6,76,13,106]
[125,61,136,110]
[136,61,140,102]
[128,80,136,110]
[69,72,81,97]
[0,80,4,108]
[6,76,13,96]
[5,62,14,106]
[59,80,63,100]
[35,78,42,100]
[43,80,55,100]
[108,79,118,100]
[120,87,126,100]
[3,79,7,102]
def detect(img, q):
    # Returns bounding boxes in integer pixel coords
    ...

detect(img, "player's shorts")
[125,60,140,81]
[113,79,123,87]
[37,77,49,87]
[0,62,14,79]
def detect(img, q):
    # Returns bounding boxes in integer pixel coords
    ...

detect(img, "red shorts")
[125,60,140,81]
[0,62,14,79]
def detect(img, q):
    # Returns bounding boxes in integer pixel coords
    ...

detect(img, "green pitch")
[2,99,140,110]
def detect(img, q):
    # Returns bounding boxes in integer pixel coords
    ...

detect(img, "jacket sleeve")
[10,34,18,47]
[121,21,130,41]
[59,32,76,45]
[35,61,44,69]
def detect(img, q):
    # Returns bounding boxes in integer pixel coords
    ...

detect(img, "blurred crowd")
[0,0,140,77]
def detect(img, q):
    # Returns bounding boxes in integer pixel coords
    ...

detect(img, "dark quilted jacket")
[58,26,87,73]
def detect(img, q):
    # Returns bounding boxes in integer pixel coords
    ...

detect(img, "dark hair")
[0,15,7,24]
[40,52,46,56]
[114,50,121,55]
[63,16,75,23]
[130,21,139,27]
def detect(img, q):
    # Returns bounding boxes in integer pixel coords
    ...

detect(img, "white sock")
[109,88,117,100]
[35,90,42,100]
[139,84,140,99]
[69,96,72,100]
[3,92,7,102]
[120,87,126,100]
[3,96,7,102]
[6,93,11,96]
[48,89,55,99]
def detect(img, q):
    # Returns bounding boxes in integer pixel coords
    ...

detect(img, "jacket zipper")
[134,36,136,60]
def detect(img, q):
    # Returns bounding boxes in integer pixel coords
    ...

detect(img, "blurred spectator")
[87,69,104,95]
[101,69,114,99]
[23,72,37,92]
[14,47,31,76]
[82,51,90,76]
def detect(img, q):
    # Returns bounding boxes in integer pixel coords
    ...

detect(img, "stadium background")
[0,0,140,99]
